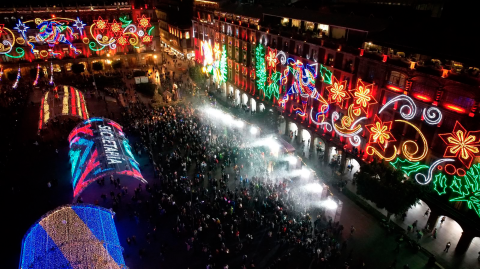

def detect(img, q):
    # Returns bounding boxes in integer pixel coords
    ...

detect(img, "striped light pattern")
[19,204,126,269]
[38,86,89,131]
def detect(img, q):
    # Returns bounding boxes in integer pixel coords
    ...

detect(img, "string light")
[19,204,127,269]
[220,44,228,83]
[255,44,267,94]
[33,65,40,86]
[449,163,480,217]
[396,119,428,162]
[390,157,429,176]
[49,62,54,85]
[378,94,417,120]
[12,67,21,89]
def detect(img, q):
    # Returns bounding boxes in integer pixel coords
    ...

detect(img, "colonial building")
[193,1,480,253]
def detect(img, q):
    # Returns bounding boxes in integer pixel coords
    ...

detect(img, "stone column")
[339,150,347,173]
[323,143,330,165]
[285,119,290,137]
[455,229,476,253]
[425,210,441,229]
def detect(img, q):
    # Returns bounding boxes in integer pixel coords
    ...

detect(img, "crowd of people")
[85,94,363,269]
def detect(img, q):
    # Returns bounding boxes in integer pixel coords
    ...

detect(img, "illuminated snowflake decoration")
[73,17,86,33]
[142,35,152,43]
[94,17,107,30]
[137,15,151,28]
[110,20,122,33]
[14,20,29,35]
[117,36,128,46]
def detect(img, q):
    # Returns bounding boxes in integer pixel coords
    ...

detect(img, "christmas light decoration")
[432,173,448,195]
[350,79,377,115]
[219,45,228,83]
[19,204,126,269]
[69,118,147,198]
[62,86,70,115]
[73,17,86,34]
[439,121,480,169]
[390,157,429,176]
[449,163,480,217]
[32,65,40,86]
[365,115,396,148]
[255,44,267,94]
[276,51,286,65]
[12,67,21,89]
[319,64,333,85]
[0,66,3,82]
[378,94,417,120]
[49,62,54,85]
[396,119,428,162]
[326,76,350,108]
[137,14,151,28]
[423,107,442,125]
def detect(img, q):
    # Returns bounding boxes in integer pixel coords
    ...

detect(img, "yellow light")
[107,53,111,57]
[366,145,397,161]
[396,120,428,162]
[154,55,157,59]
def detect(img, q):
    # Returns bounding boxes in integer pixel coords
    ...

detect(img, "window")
[281,18,289,26]
[318,24,329,36]
[306,22,314,31]
[292,19,300,28]
[185,31,190,39]
[388,71,407,88]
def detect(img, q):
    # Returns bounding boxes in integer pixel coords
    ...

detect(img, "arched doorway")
[287,122,298,143]
[329,146,341,171]
[300,129,311,158]
[251,98,257,112]
[235,89,241,105]
[313,136,326,161]
[345,158,360,175]
[242,93,248,106]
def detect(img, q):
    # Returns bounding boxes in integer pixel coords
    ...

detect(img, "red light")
[52,14,56,18]
[444,104,466,114]
[413,94,432,102]
[386,85,403,93]
[382,55,388,62]
[360,49,364,56]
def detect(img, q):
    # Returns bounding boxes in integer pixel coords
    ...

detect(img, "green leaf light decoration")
[449,163,480,217]
[390,157,429,176]
[255,44,267,93]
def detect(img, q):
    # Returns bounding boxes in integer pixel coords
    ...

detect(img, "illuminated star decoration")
[350,79,377,114]
[137,15,151,29]
[14,20,29,35]
[117,36,128,46]
[142,35,152,43]
[365,115,396,148]
[439,121,480,169]
[326,76,350,108]
[110,19,122,35]
[73,17,86,35]
[94,17,108,31]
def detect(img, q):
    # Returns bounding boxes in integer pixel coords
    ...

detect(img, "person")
[412,220,418,230]
[350,225,355,235]
[444,242,451,252]
[440,216,446,225]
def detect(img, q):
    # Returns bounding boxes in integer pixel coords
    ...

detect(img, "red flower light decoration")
[350,79,377,114]
[137,15,151,28]
[117,36,128,46]
[110,19,122,34]
[439,121,480,169]
[142,35,152,43]
[326,76,350,108]
[94,17,108,30]
[365,115,396,148]
[0,24,4,36]
[266,48,278,69]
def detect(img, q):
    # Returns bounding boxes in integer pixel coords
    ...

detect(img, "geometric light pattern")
[439,121,480,169]
[68,117,146,198]
[19,204,126,269]
[38,85,89,131]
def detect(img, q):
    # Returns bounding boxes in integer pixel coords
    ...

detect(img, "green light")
[220,45,228,83]
[89,42,106,51]
[432,173,448,195]
[449,163,480,217]
[390,157,429,176]
[255,44,267,93]
[265,71,281,100]
[147,26,155,35]
[6,47,26,59]
[319,64,333,85]
[119,16,132,27]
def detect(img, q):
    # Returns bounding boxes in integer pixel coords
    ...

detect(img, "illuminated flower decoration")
[439,121,480,168]
[73,17,86,34]
[266,49,278,69]
[117,36,128,46]
[365,115,396,148]
[110,19,122,34]
[94,17,107,30]
[350,79,377,114]
[14,19,29,35]
[142,35,152,43]
[326,76,350,107]
[137,15,151,29]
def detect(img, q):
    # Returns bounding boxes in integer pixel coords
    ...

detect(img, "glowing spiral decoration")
[415,159,454,185]
[378,95,417,120]
[309,108,332,131]
[276,51,286,65]
[423,107,442,125]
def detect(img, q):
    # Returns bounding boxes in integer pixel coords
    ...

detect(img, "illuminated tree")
[255,44,267,94]
[355,160,426,220]
[220,45,228,83]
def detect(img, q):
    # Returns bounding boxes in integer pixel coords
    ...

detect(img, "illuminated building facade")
[194,3,480,252]
[0,2,160,74]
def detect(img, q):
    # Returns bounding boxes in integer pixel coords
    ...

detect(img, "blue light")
[84,118,103,124]
[71,138,95,187]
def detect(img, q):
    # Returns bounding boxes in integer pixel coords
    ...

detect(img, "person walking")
[440,216,446,225]
[443,242,451,252]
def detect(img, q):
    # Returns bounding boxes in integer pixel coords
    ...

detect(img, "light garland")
[62,86,70,115]
[423,107,442,125]
[49,62,54,85]
[378,94,417,120]
[33,65,40,86]
[12,67,21,89]
[219,44,228,83]
[19,204,126,269]
[255,44,267,93]
[396,119,428,162]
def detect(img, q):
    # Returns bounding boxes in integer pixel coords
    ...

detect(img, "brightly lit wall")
[197,40,227,85]
[38,85,89,131]
[196,43,480,219]
[68,117,146,198]
[0,15,155,60]
[19,204,126,269]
